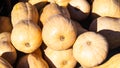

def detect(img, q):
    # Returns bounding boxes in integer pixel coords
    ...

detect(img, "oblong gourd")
[92,0,120,18]
[11,2,39,26]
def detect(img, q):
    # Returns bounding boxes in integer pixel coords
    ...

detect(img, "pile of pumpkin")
[0,0,120,68]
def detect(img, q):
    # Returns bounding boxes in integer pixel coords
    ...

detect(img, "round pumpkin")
[73,31,108,68]
[11,20,42,53]
[42,15,77,50]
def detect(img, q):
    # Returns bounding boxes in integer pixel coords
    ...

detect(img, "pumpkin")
[42,14,77,50]
[44,47,77,68]
[92,0,120,19]
[0,57,13,68]
[11,20,42,53]
[40,3,70,25]
[17,48,49,68]
[73,31,108,68]
[11,2,39,26]
[0,32,17,65]
[0,16,12,33]
[94,53,120,68]
[89,16,120,49]
[68,0,90,21]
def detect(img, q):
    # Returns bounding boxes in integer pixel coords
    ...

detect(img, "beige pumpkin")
[0,32,17,65]
[11,2,39,26]
[92,0,120,19]
[44,47,77,68]
[73,31,108,68]
[94,53,120,68]
[68,0,90,21]
[0,57,13,68]
[40,3,70,25]
[89,16,120,49]
[11,20,42,53]
[17,48,49,68]
[0,16,12,33]
[42,15,77,50]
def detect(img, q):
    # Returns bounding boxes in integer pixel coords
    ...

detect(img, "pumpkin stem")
[25,43,30,47]
[86,41,91,46]
[61,60,67,65]
[60,35,65,41]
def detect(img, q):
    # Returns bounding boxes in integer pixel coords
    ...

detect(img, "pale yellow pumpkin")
[92,0,120,18]
[11,20,42,53]
[42,15,77,50]
[73,31,108,68]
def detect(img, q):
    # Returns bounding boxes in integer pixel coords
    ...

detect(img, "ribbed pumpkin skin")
[11,20,42,53]
[42,15,77,50]
[73,32,108,68]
